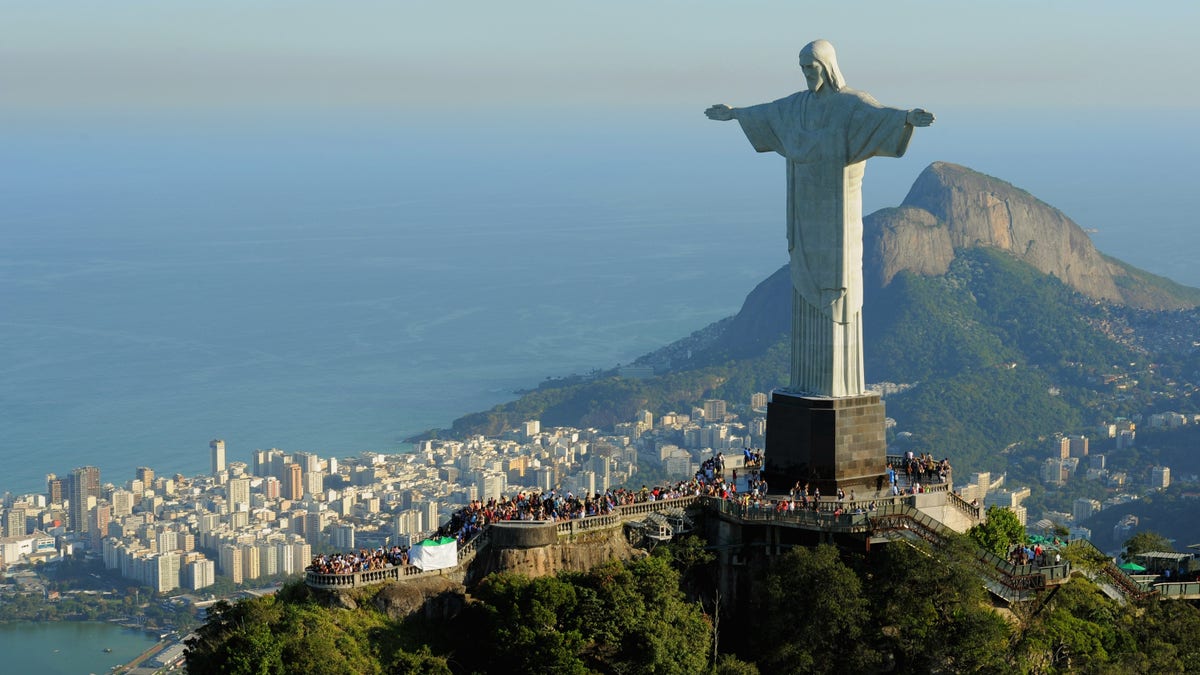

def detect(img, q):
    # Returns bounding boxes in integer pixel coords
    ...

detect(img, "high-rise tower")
[46,474,64,505]
[3,506,27,537]
[226,478,251,511]
[284,463,304,501]
[210,439,226,476]
[68,466,100,533]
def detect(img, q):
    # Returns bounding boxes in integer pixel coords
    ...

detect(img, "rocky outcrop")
[864,162,1199,310]
[371,576,467,622]
[474,526,639,580]
[864,205,955,284]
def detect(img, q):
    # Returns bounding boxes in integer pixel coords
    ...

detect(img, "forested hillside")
[186,534,1200,674]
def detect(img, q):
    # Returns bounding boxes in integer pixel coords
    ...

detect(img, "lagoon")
[0,621,160,674]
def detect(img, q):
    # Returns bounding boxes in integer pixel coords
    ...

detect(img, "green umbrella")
[1119,561,1147,572]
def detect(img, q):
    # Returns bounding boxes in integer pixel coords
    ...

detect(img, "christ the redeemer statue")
[707,39,934,398]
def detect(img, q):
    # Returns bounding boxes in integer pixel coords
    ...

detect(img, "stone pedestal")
[764,390,887,495]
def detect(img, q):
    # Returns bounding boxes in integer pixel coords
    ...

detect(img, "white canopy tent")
[408,536,458,571]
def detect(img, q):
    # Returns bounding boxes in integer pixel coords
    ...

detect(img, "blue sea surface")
[1,109,1196,495]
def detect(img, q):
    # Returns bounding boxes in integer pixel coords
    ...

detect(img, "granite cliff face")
[681,161,1200,370]
[864,162,1197,310]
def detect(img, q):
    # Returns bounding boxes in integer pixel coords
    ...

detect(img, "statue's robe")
[736,88,912,397]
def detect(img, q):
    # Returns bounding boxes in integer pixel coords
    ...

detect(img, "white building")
[150,553,181,593]
[524,420,541,439]
[751,392,768,411]
[185,557,216,591]
[257,542,279,577]
[0,530,57,566]
[210,439,226,476]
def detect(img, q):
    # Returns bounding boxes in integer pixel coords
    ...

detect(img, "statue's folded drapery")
[735,89,912,397]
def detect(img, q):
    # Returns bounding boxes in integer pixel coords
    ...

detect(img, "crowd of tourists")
[902,452,951,484]
[308,545,409,575]
[882,453,951,495]
[309,447,959,577]
[1008,541,1061,567]
[439,458,747,545]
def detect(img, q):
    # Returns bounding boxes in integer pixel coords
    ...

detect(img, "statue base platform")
[764,390,887,495]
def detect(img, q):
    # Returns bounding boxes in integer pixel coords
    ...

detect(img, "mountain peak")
[864,162,1200,310]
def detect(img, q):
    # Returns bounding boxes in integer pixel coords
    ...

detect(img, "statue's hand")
[906,108,935,127]
[705,104,735,122]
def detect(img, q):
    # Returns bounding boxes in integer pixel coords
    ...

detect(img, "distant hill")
[437,163,1200,474]
[866,162,1200,309]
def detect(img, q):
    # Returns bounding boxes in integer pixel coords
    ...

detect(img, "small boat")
[103,647,112,653]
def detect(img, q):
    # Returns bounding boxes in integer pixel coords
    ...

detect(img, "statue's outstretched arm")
[906,108,935,127]
[705,104,737,121]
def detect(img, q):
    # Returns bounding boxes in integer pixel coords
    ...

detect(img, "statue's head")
[799,39,845,93]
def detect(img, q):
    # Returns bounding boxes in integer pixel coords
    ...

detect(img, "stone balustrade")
[305,495,700,590]
[945,490,981,520]
[306,559,444,590]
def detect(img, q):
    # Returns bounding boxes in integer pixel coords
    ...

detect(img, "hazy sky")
[3,1,1199,284]
[4,1,1198,118]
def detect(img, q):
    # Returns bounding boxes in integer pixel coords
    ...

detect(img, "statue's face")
[799,57,825,92]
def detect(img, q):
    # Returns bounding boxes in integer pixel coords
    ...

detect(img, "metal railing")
[1154,582,1200,599]
[706,497,876,533]
[1064,539,1156,601]
[885,454,953,489]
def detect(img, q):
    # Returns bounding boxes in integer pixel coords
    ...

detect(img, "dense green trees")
[458,555,713,675]
[186,558,718,675]
[184,583,449,675]
[970,505,1028,557]
[728,539,1009,675]
[751,545,877,674]
[184,534,1200,674]
[1121,530,1175,561]
[1011,578,1135,672]
[1126,600,1200,673]
[865,538,1010,673]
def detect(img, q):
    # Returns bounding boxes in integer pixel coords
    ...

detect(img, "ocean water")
[2,108,1196,496]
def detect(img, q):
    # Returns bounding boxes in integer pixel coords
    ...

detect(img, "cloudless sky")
[3,1,1198,117]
